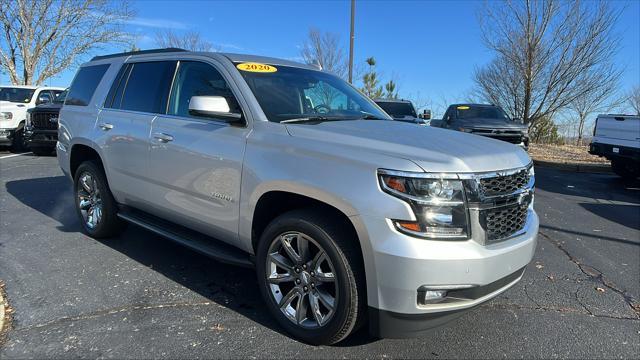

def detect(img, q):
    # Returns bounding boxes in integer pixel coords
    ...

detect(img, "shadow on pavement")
[5,175,378,347]
[579,203,640,232]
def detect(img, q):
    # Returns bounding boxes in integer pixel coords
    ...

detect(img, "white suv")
[0,85,65,149]
[57,49,538,344]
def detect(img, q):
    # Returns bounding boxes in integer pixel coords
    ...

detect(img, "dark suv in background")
[374,98,429,125]
[431,104,529,149]
[25,89,67,155]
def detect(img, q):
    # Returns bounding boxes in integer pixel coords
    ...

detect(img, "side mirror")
[188,96,242,122]
[422,109,431,120]
[37,94,51,104]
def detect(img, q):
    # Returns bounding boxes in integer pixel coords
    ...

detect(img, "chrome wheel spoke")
[79,198,91,210]
[269,253,293,272]
[297,234,310,262]
[80,175,93,193]
[316,288,335,311]
[279,287,298,309]
[314,271,335,283]
[296,293,309,324]
[268,272,295,284]
[280,234,302,263]
[309,291,324,326]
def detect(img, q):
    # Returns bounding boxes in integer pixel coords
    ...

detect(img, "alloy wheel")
[266,231,338,329]
[76,172,103,229]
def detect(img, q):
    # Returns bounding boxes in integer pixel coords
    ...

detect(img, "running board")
[117,208,253,268]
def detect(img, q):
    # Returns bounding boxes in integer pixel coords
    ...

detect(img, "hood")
[457,118,527,130]
[285,120,531,173]
[28,103,62,112]
[0,101,28,111]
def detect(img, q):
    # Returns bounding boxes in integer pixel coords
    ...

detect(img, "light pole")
[348,0,355,84]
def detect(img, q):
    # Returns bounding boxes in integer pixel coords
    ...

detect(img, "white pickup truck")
[0,85,65,149]
[589,114,640,179]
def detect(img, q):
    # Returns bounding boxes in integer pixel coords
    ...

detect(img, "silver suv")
[57,49,538,345]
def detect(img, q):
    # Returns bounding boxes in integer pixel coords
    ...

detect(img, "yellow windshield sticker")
[236,62,277,73]
[457,106,470,110]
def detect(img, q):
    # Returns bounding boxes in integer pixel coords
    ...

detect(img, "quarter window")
[65,64,110,106]
[168,61,241,119]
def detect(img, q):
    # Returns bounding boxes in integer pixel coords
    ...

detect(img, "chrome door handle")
[153,132,174,143]
[98,123,113,131]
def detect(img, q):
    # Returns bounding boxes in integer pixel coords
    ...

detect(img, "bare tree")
[627,85,640,115]
[568,76,623,145]
[473,0,622,131]
[300,28,348,79]
[154,30,218,52]
[0,0,133,85]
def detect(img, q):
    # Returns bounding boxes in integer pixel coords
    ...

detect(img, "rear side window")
[116,61,176,113]
[65,64,110,106]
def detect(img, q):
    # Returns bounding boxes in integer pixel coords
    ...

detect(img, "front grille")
[491,135,523,144]
[484,205,528,243]
[479,168,530,196]
[30,112,58,130]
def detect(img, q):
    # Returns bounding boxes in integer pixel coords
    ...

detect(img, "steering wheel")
[314,104,331,114]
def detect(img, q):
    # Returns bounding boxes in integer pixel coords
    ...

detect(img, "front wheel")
[73,161,125,238]
[256,209,366,345]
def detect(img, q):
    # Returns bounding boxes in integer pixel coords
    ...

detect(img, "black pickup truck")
[431,104,529,149]
[25,89,66,155]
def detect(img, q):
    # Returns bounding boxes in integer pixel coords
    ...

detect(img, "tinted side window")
[168,61,241,118]
[120,61,176,113]
[104,63,131,109]
[65,64,110,106]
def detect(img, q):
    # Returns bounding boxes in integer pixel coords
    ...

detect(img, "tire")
[31,147,54,156]
[256,209,366,345]
[73,161,125,238]
[10,125,27,152]
[611,158,639,180]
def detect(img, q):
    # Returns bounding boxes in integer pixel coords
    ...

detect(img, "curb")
[0,281,8,344]
[533,160,612,174]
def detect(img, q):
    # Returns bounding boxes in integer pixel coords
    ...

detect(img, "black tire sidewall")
[73,161,122,238]
[256,212,360,345]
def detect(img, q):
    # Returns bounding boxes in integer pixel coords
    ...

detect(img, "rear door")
[98,60,176,208]
[147,59,250,245]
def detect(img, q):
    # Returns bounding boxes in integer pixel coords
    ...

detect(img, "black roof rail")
[91,48,187,61]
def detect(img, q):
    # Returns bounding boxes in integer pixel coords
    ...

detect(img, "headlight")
[378,170,469,239]
[0,112,12,120]
[25,112,31,127]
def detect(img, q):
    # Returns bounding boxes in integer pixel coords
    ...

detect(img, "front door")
[147,60,250,244]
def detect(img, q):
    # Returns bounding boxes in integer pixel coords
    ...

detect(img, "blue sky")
[11,0,640,115]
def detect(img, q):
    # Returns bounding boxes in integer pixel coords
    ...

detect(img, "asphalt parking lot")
[0,149,638,358]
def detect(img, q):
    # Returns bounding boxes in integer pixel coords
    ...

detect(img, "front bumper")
[26,128,58,147]
[0,128,15,145]
[357,209,538,337]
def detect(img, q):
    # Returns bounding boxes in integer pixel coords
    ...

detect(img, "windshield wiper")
[358,111,387,120]
[280,116,343,124]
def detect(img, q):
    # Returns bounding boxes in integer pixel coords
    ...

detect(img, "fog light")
[417,289,448,305]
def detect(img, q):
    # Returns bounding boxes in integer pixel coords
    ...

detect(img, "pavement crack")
[486,303,638,320]
[13,301,217,332]
[539,231,640,319]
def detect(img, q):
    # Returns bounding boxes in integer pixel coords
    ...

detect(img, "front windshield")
[53,90,68,104]
[0,87,35,103]
[456,106,510,121]
[236,64,390,122]
[376,101,417,118]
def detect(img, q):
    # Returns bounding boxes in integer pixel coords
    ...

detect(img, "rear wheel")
[73,161,125,238]
[256,209,366,345]
[611,158,639,180]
